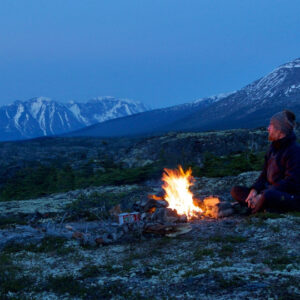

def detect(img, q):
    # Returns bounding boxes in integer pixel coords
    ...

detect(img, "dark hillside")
[1,127,299,201]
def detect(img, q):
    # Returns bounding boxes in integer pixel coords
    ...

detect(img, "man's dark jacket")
[252,132,300,195]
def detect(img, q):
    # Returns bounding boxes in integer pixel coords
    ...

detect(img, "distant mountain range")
[0,97,148,141]
[66,58,300,138]
[1,58,300,141]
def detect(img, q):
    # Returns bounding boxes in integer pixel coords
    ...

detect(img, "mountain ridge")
[66,57,300,138]
[1,57,300,141]
[0,97,148,141]
[64,92,228,138]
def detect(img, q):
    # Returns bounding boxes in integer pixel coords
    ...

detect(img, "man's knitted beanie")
[270,111,295,135]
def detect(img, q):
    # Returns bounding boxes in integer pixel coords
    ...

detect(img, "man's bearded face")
[268,122,284,141]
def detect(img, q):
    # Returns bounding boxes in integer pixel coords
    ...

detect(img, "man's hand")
[250,194,265,213]
[245,189,257,207]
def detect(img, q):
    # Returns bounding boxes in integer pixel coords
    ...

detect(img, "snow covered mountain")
[66,57,300,138]
[0,97,148,141]
[245,59,300,100]
[64,92,233,138]
[2,58,299,141]
[167,57,300,131]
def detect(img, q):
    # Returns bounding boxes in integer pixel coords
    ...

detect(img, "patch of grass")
[253,212,284,220]
[122,262,135,272]
[287,211,300,217]
[126,250,146,261]
[183,268,210,278]
[0,216,27,228]
[94,280,134,299]
[268,277,300,299]
[44,275,87,296]
[269,225,280,233]
[209,235,247,243]
[79,265,102,278]
[210,261,233,268]
[208,235,223,243]
[36,236,67,253]
[194,248,214,260]
[225,235,248,243]
[143,267,160,278]
[0,253,11,266]
[79,243,99,250]
[246,212,285,227]
[3,237,72,255]
[251,243,285,264]
[153,236,173,246]
[0,253,34,295]
[264,256,296,271]
[262,242,282,251]
[219,245,234,258]
[164,258,178,266]
[0,273,34,294]
[244,215,263,226]
[101,263,123,274]
[243,249,259,258]
[213,273,245,289]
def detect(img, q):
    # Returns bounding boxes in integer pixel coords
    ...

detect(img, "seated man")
[231,110,300,213]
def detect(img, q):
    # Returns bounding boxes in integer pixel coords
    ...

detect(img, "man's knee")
[230,186,239,200]
[230,186,250,204]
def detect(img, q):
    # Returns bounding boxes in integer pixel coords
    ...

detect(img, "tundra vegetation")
[0,151,265,201]
[0,128,299,299]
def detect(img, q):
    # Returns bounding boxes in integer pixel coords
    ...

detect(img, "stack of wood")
[203,197,234,218]
[133,195,192,237]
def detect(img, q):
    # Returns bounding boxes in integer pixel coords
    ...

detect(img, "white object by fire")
[118,212,140,225]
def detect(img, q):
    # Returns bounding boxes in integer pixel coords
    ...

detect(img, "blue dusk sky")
[0,0,299,108]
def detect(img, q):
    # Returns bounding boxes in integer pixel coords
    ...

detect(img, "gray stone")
[151,208,167,223]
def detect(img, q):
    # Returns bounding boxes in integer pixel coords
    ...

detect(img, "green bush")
[192,151,265,177]
[0,164,76,201]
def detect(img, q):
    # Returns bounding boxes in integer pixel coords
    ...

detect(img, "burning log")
[133,197,168,213]
[203,197,234,218]
[149,207,187,224]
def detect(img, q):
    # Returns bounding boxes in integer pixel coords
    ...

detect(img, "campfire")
[69,165,235,245]
[154,165,202,219]
[123,165,230,237]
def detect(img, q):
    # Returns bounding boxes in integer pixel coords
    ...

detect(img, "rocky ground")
[0,171,299,299]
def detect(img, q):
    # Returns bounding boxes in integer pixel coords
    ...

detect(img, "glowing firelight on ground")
[162,165,202,219]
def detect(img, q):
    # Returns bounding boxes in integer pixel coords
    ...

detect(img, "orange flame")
[162,165,202,219]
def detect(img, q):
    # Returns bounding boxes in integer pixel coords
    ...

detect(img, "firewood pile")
[132,196,193,237]
[63,195,198,245]
[59,195,235,245]
[0,194,236,250]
